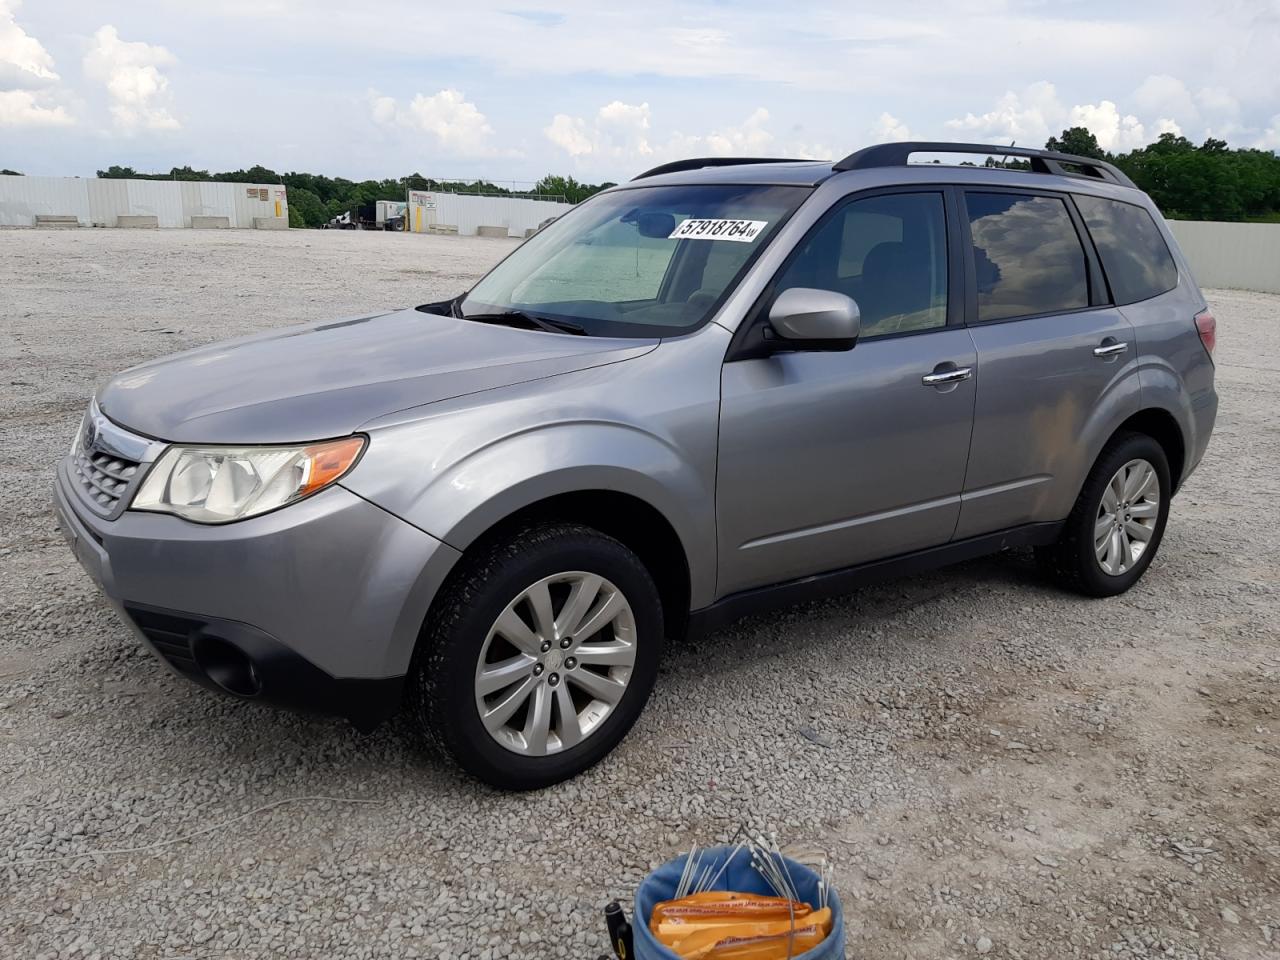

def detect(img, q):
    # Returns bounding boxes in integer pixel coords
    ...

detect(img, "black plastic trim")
[833,141,1137,189]
[123,602,403,732]
[632,157,816,181]
[687,521,1064,637]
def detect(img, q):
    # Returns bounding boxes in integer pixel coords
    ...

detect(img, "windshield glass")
[459,184,810,337]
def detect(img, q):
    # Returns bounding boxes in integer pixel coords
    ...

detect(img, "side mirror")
[767,287,860,350]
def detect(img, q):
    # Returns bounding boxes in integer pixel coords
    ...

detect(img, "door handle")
[922,367,972,386]
[1093,340,1128,357]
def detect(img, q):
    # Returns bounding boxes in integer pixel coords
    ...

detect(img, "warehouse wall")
[0,175,287,227]
[407,190,571,236]
[1167,220,1280,294]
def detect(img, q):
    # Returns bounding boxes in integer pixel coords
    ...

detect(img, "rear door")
[954,188,1140,539]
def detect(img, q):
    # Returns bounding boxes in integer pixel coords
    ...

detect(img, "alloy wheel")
[1094,458,1160,576]
[473,571,637,755]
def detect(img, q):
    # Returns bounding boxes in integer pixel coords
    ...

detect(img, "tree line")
[5,127,1277,225]
[1033,127,1280,222]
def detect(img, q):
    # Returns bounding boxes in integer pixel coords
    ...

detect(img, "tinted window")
[775,193,948,338]
[1075,195,1178,304]
[965,193,1089,322]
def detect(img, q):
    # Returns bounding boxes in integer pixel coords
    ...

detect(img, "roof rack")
[832,141,1136,189]
[631,157,813,181]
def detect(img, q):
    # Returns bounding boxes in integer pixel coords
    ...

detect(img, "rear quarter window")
[1074,194,1178,304]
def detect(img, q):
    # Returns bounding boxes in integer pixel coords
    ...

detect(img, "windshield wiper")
[461,310,588,336]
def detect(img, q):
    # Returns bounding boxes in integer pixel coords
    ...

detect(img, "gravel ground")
[1,228,1277,960]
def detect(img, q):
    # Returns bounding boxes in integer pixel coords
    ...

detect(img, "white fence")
[1167,220,1280,295]
[0,175,287,228]
[407,190,571,237]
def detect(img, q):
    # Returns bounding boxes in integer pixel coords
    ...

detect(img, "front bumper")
[53,458,461,729]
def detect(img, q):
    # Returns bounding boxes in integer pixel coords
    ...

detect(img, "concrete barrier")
[34,215,78,228]
[117,215,159,229]
[476,225,509,238]
[1167,220,1280,294]
[427,224,459,235]
[253,217,288,230]
[191,216,230,229]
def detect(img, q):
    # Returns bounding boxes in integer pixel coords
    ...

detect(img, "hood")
[97,308,658,443]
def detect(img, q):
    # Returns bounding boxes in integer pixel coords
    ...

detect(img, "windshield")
[459,184,810,337]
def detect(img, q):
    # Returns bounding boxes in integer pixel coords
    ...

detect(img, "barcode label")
[668,218,768,242]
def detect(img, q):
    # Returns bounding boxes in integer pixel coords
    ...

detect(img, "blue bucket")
[632,845,845,960]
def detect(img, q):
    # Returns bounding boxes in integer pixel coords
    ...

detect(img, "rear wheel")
[409,522,663,789]
[1037,432,1171,597]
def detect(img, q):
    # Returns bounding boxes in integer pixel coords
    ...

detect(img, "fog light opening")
[194,636,262,697]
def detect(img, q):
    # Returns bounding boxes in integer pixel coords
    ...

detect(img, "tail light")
[1195,309,1216,359]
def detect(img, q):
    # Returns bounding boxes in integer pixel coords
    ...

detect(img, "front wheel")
[1037,432,1172,597]
[409,522,663,789]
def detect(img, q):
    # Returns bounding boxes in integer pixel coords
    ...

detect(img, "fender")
[342,331,729,611]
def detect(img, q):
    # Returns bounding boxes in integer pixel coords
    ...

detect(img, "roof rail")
[632,157,813,181]
[832,141,1136,189]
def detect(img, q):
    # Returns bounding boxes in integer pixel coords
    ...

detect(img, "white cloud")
[1257,117,1280,151]
[1132,74,1198,126]
[1067,101,1145,152]
[544,113,595,157]
[0,0,56,86]
[83,25,179,133]
[544,102,830,173]
[0,87,70,126]
[870,112,911,143]
[370,88,496,155]
[545,101,653,159]
[944,81,1063,146]
[944,81,1203,153]
[704,107,773,156]
[0,0,70,127]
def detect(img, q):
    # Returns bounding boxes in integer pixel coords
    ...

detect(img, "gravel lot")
[1,228,1277,960]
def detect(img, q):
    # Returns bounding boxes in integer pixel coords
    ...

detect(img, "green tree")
[1045,126,1107,159]
[0,168,22,176]
[287,187,326,228]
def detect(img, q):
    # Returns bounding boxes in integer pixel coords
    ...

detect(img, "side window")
[775,193,948,338]
[965,192,1089,322]
[1074,194,1178,304]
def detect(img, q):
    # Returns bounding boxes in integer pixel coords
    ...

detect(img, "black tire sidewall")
[1069,434,1172,596]
[417,525,663,790]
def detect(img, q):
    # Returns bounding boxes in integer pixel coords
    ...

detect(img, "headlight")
[131,436,366,524]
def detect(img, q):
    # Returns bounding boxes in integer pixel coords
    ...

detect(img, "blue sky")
[2,1,1277,183]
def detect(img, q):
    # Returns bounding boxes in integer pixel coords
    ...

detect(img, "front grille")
[71,445,141,516]
[66,401,161,520]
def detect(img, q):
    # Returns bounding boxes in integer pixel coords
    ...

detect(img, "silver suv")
[55,142,1217,789]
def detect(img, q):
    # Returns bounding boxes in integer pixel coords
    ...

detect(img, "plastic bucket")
[632,845,845,960]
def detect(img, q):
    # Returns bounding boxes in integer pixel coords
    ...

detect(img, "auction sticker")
[669,218,768,242]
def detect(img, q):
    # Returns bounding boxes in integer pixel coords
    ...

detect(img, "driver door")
[716,189,977,595]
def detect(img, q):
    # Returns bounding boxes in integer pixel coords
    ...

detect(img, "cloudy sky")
[2,0,1277,184]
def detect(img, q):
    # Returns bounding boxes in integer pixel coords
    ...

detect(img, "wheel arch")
[429,488,694,642]
[1110,407,1187,492]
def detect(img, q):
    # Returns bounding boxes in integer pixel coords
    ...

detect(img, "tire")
[1036,432,1172,597]
[409,522,664,790]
